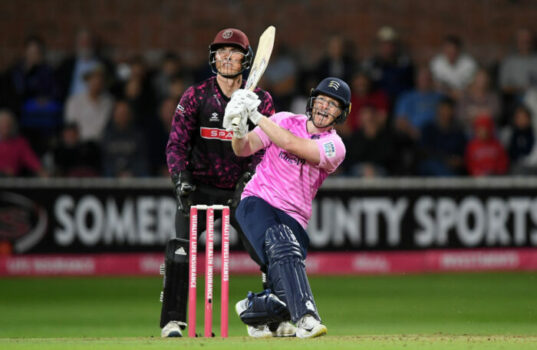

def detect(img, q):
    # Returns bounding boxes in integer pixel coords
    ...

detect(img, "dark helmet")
[306,77,352,124]
[208,28,254,77]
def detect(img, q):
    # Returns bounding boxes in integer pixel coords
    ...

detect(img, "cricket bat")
[231,25,276,127]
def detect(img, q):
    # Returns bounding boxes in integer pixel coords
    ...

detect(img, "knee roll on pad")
[159,238,189,328]
[264,224,320,323]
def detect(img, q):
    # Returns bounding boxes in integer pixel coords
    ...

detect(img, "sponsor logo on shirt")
[323,141,336,158]
[200,127,233,141]
[177,104,185,112]
[279,151,305,166]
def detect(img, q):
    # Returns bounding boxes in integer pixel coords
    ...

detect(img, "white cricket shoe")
[296,314,327,339]
[246,324,273,338]
[270,321,296,337]
[161,321,186,338]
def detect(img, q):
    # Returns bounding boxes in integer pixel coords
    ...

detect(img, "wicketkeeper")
[159,28,275,338]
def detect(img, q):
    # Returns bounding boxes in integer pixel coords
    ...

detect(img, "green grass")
[1,273,537,349]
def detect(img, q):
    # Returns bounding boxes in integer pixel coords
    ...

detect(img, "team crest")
[222,30,233,39]
[328,80,340,90]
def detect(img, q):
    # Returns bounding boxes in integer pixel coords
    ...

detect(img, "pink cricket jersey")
[242,112,346,228]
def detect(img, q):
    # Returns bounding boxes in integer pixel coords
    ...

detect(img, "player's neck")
[216,74,243,98]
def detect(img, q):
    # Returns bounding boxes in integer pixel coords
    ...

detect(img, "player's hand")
[231,110,249,139]
[171,171,196,216]
[232,89,261,113]
[232,89,263,125]
[224,95,248,131]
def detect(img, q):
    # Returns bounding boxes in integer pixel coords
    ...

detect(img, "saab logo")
[328,80,340,90]
[200,127,233,141]
[323,141,336,158]
[222,30,233,39]
[209,112,219,122]
[0,192,47,253]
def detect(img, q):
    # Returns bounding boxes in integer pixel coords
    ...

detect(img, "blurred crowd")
[1,27,537,178]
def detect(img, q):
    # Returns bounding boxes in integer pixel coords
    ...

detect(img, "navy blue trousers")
[235,196,310,269]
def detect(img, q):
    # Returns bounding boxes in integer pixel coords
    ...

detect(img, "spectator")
[145,97,175,176]
[152,52,189,103]
[112,55,157,125]
[315,34,355,83]
[499,28,537,96]
[456,68,501,136]
[394,66,444,141]
[101,101,149,177]
[465,115,509,176]
[0,109,45,177]
[430,35,477,99]
[343,104,397,177]
[56,29,114,101]
[64,64,114,142]
[418,98,467,176]
[362,26,414,105]
[505,105,535,174]
[338,71,389,137]
[168,73,188,104]
[5,35,62,155]
[263,43,298,111]
[51,123,101,177]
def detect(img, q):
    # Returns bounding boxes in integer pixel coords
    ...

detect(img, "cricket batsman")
[224,77,351,338]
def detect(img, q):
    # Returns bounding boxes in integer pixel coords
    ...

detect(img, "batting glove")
[232,89,263,125]
[224,94,248,130]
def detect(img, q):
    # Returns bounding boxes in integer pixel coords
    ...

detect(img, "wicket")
[188,205,230,338]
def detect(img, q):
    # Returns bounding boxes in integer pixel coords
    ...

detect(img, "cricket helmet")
[307,77,352,124]
[209,28,254,77]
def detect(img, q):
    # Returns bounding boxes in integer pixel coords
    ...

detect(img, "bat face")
[245,26,275,92]
[245,58,267,91]
[231,26,275,127]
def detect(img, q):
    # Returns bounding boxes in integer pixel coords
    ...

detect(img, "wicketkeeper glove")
[228,171,253,209]
[171,171,196,216]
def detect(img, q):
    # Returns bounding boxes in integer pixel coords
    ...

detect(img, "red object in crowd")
[346,90,389,131]
[0,136,42,176]
[465,115,509,176]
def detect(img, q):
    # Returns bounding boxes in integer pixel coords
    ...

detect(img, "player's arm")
[256,116,321,165]
[166,87,198,174]
[232,130,264,157]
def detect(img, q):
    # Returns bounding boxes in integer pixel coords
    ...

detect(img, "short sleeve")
[315,133,346,173]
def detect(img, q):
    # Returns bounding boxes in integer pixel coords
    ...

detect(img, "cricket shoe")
[245,324,273,338]
[236,296,272,338]
[235,290,290,326]
[296,314,327,339]
[241,321,296,338]
[268,321,297,337]
[161,321,186,338]
[235,291,295,337]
